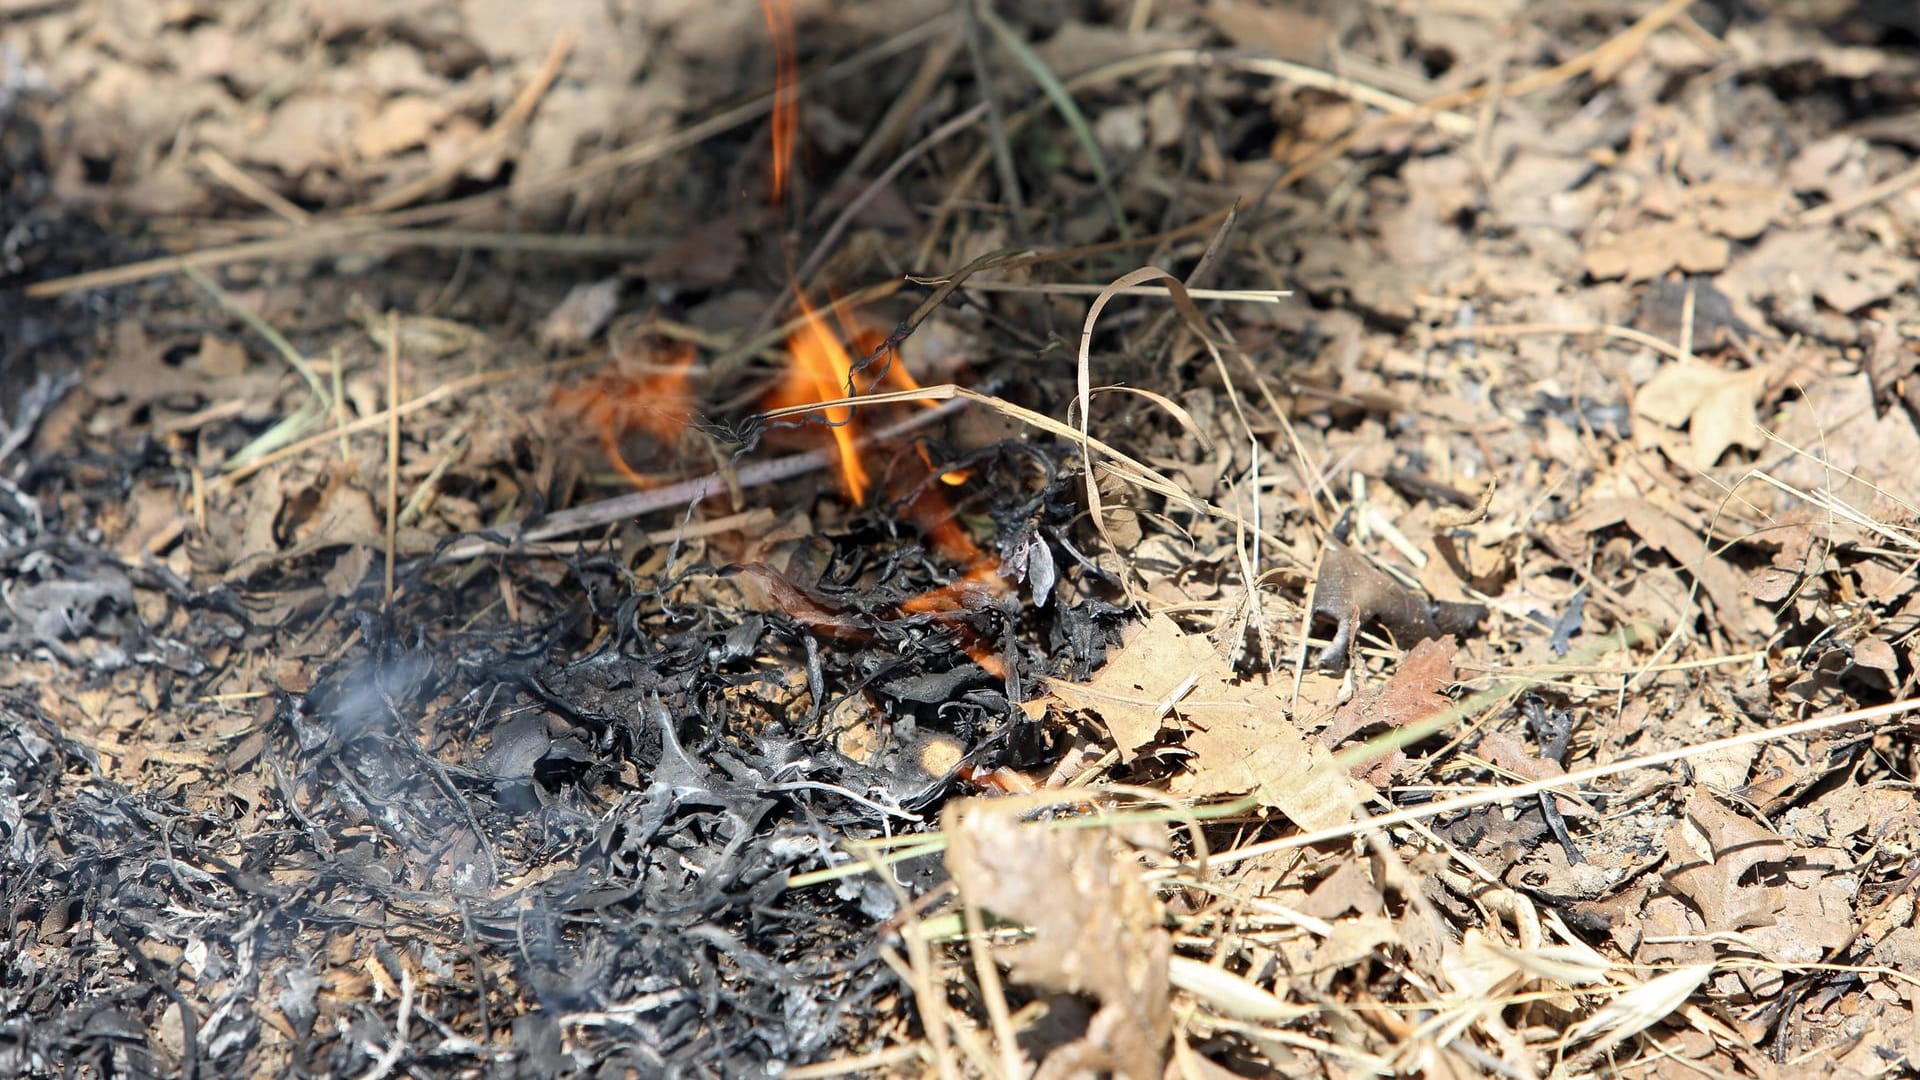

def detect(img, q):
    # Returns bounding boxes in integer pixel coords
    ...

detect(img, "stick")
[426,395,973,564]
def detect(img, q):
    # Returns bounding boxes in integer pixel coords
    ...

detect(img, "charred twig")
[427,395,973,564]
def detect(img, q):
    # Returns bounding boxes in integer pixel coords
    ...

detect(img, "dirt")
[7,0,1920,1077]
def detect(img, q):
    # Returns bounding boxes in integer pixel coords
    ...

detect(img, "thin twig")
[963,0,1029,245]
[426,396,974,564]
[384,311,401,608]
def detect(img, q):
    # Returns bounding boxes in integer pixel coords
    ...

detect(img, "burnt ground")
[7,1,1920,1077]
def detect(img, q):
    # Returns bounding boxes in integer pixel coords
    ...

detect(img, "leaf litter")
[7,0,1920,1077]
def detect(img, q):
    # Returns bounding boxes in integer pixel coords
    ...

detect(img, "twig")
[195,149,312,224]
[929,280,1286,303]
[27,229,662,299]
[358,31,574,215]
[384,312,401,608]
[1798,158,1920,228]
[426,396,973,564]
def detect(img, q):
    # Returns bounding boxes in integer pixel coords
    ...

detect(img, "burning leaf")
[549,343,695,489]
[944,797,1171,1080]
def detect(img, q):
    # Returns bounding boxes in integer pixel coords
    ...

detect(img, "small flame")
[551,343,695,489]
[776,289,870,503]
[898,483,1008,678]
[757,0,798,202]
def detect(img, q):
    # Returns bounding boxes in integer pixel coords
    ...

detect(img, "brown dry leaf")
[1317,636,1456,787]
[1044,614,1364,828]
[1563,499,1760,635]
[113,485,186,560]
[1584,222,1730,282]
[1169,692,1366,831]
[1787,134,1868,200]
[1493,151,1598,232]
[353,95,449,160]
[1663,789,1789,931]
[233,93,359,179]
[1199,0,1330,63]
[1633,358,1770,469]
[1814,244,1913,313]
[943,798,1170,1080]
[196,333,247,378]
[1769,373,1920,508]
[1045,613,1213,758]
[1693,179,1791,240]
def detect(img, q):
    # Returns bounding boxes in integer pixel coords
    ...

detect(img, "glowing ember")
[898,483,1009,678]
[756,0,798,202]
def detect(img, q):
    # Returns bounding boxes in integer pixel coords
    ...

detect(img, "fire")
[550,342,695,489]
[757,0,798,201]
[898,483,1009,678]
[775,288,871,502]
[763,293,1008,676]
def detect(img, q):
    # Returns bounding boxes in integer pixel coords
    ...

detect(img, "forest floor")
[7,1,1920,1077]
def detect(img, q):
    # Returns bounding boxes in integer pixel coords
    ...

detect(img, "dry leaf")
[1045,613,1213,758]
[1318,635,1457,787]
[1633,358,1769,469]
[353,95,449,160]
[944,798,1170,1080]
[1663,789,1788,931]
[1170,698,1365,831]
[1585,222,1730,282]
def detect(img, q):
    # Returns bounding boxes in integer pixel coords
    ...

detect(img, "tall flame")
[757,0,798,202]
[779,289,870,503]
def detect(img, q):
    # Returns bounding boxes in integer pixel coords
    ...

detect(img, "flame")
[775,288,870,503]
[551,342,695,489]
[898,482,1008,678]
[765,288,1007,676]
[757,0,798,201]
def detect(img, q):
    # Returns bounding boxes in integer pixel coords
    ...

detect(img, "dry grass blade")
[976,3,1129,237]
[1561,963,1714,1058]
[1167,957,1311,1023]
[182,265,333,471]
[1075,266,1226,558]
[1206,694,1920,871]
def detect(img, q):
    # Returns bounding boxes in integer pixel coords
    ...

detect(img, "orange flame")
[757,0,798,202]
[764,290,1006,675]
[898,483,1008,678]
[551,342,695,489]
[776,289,870,503]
